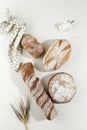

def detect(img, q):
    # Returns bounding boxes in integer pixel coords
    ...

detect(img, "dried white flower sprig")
[0,8,26,71]
[10,97,30,130]
[55,20,75,32]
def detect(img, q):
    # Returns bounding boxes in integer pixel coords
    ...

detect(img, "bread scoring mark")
[58,39,62,47]
[44,57,54,66]
[47,104,54,120]
[33,83,44,99]
[43,42,57,62]
[36,90,45,103]
[62,44,71,52]
[36,90,47,106]
[30,77,39,92]
[41,97,50,108]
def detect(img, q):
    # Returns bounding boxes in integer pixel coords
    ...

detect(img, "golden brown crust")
[21,34,45,58]
[20,62,34,82]
[20,62,58,120]
[43,39,71,71]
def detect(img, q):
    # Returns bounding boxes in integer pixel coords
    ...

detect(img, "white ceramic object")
[55,20,75,32]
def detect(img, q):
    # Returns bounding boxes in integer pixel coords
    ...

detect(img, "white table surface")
[0,0,87,130]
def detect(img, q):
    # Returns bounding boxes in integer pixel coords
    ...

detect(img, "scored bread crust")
[20,62,58,120]
[43,39,71,71]
[48,72,76,103]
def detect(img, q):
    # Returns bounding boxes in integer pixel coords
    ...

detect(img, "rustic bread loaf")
[43,39,71,71]
[20,62,35,82]
[20,62,58,120]
[21,34,45,58]
[48,72,76,103]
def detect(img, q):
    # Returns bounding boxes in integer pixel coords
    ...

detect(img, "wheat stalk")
[10,98,30,130]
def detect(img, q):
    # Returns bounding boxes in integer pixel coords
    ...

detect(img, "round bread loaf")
[48,72,76,103]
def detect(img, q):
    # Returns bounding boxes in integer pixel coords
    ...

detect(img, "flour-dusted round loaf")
[21,34,45,58]
[48,72,76,103]
[43,39,71,71]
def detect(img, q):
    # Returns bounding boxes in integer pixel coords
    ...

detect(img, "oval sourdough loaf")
[20,62,58,120]
[43,39,71,71]
[48,72,76,103]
